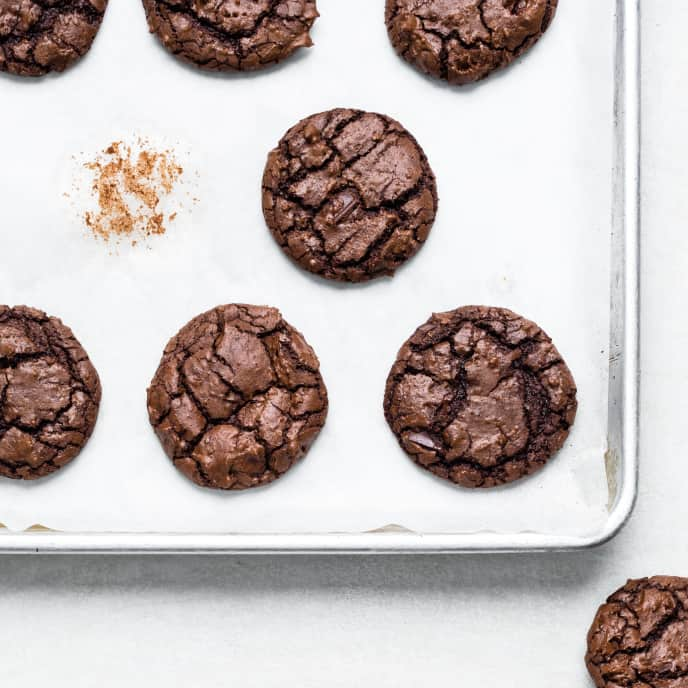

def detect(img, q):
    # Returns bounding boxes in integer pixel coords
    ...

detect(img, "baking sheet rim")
[0,0,640,554]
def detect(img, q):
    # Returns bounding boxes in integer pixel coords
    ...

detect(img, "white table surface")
[0,2,680,685]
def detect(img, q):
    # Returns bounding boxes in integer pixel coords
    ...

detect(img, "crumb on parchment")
[80,138,186,247]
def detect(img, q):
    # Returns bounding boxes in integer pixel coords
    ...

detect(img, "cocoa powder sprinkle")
[81,139,184,245]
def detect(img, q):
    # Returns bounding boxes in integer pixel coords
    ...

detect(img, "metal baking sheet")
[0,0,639,553]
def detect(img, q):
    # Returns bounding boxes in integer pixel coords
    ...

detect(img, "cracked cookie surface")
[142,0,318,72]
[385,0,558,85]
[384,305,577,488]
[0,306,101,479]
[262,108,438,282]
[586,577,688,688]
[147,304,328,491]
[0,0,108,77]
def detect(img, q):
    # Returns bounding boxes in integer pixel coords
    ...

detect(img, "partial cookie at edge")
[0,306,102,479]
[385,0,558,85]
[0,0,108,77]
[141,0,319,71]
[586,576,688,688]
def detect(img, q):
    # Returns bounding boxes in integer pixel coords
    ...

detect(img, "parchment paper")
[0,0,612,536]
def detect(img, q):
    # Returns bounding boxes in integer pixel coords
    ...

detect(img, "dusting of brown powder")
[82,139,184,244]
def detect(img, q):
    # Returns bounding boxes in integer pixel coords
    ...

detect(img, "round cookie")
[384,305,577,488]
[147,304,328,491]
[0,306,101,480]
[586,577,688,688]
[262,108,438,282]
[385,0,558,86]
[141,0,319,72]
[0,0,108,77]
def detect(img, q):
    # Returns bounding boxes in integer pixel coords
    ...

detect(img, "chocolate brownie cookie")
[142,0,318,72]
[0,306,101,480]
[147,304,328,490]
[262,109,438,282]
[385,0,558,86]
[384,306,577,488]
[586,577,688,688]
[0,0,108,77]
